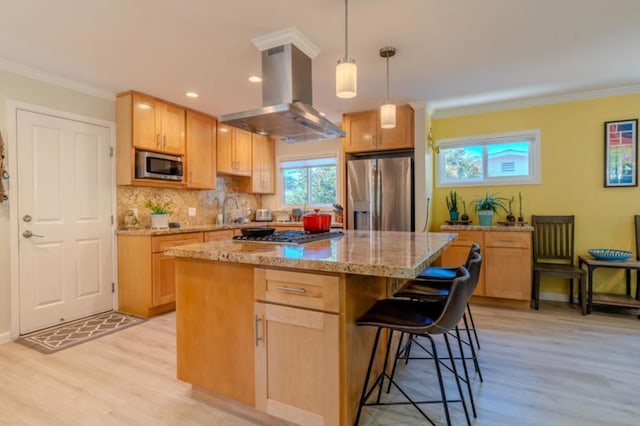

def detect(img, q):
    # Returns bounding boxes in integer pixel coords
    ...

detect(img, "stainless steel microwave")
[135,150,183,181]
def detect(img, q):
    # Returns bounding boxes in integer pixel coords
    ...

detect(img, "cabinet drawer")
[254,268,340,313]
[204,230,234,242]
[450,231,483,247]
[485,232,530,249]
[152,232,203,252]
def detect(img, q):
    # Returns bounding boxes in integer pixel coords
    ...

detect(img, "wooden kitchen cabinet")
[439,229,532,301]
[217,123,252,176]
[117,232,203,317]
[116,90,186,187]
[204,229,235,241]
[254,268,340,426]
[186,110,217,189]
[342,105,414,153]
[130,92,185,155]
[484,232,532,300]
[240,133,275,194]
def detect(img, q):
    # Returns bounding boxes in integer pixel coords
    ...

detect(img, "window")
[435,129,541,187]
[281,156,337,207]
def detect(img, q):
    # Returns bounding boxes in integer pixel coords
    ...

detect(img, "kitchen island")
[166,230,456,426]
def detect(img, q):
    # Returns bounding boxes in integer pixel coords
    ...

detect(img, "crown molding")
[0,57,115,100]
[251,27,320,58]
[431,84,640,119]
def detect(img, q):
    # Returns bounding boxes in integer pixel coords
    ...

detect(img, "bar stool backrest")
[635,215,640,261]
[432,253,482,333]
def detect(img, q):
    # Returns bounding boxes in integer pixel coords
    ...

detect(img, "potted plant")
[471,192,508,226]
[506,196,516,222]
[517,191,525,222]
[446,190,459,221]
[460,200,470,222]
[145,199,172,229]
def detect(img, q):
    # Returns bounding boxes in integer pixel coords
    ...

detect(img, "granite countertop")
[165,230,457,279]
[441,224,534,232]
[116,221,343,236]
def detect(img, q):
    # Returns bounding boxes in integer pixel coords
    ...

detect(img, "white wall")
[0,69,114,340]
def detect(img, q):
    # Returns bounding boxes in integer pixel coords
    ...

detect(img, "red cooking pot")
[302,209,332,233]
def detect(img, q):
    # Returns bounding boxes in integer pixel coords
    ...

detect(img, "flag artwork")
[605,119,637,187]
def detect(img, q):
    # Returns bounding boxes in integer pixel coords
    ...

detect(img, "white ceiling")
[1,0,640,123]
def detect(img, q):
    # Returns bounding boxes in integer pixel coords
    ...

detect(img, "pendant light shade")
[379,46,396,129]
[380,103,396,129]
[336,0,357,99]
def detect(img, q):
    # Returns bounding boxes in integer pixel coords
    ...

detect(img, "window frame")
[277,151,341,210]
[435,129,541,188]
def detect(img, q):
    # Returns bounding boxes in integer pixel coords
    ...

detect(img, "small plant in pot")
[471,192,508,226]
[145,200,172,229]
[460,200,469,222]
[446,190,459,221]
[506,196,516,222]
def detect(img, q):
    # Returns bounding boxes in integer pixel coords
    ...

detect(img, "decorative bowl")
[588,248,633,261]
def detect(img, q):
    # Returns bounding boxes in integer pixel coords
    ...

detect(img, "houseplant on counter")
[471,192,508,226]
[446,190,459,221]
[145,199,172,229]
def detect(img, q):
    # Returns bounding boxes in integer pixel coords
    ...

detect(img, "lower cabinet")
[253,268,340,426]
[439,229,532,301]
[118,231,205,317]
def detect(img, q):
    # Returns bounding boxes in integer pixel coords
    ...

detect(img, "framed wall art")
[604,119,637,187]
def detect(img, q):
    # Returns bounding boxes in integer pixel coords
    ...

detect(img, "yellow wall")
[432,93,640,295]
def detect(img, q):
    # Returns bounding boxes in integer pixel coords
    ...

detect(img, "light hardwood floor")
[1,302,638,426]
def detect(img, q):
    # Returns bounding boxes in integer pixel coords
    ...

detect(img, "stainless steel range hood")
[219,44,345,143]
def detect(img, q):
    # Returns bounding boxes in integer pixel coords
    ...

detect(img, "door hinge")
[111,282,115,293]
[111,214,114,225]
[110,146,114,157]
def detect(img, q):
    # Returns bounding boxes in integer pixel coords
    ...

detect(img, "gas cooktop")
[233,230,344,245]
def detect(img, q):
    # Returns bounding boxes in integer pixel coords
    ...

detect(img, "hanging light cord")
[385,53,390,103]
[344,0,349,59]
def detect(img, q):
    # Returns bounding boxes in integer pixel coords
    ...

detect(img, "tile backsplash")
[117,177,261,229]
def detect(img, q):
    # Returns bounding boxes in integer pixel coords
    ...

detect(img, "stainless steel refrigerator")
[346,155,414,231]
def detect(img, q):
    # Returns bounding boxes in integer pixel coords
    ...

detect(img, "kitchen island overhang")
[166,230,457,426]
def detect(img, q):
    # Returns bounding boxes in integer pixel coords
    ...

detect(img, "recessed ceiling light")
[137,103,152,110]
[319,112,326,116]
[248,76,262,83]
[185,92,199,98]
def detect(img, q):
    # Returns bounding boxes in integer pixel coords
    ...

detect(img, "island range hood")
[219,43,345,143]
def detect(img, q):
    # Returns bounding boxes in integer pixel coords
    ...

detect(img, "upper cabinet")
[131,92,185,155]
[216,123,252,176]
[342,104,414,153]
[240,133,275,194]
[186,110,217,189]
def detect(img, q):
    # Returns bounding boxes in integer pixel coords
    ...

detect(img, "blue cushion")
[417,266,457,280]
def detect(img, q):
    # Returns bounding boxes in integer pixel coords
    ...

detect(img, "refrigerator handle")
[376,164,382,230]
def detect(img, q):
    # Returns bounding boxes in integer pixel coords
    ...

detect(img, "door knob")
[23,214,32,222]
[22,230,44,238]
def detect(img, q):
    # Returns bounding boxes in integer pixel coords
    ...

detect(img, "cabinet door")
[484,232,531,300]
[152,252,177,306]
[186,110,217,189]
[378,105,414,151]
[234,128,253,176]
[250,134,275,194]
[343,111,377,153]
[132,93,159,151]
[255,302,339,426]
[159,102,185,155]
[216,124,234,174]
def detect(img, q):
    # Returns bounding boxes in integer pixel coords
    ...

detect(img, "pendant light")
[379,46,396,129]
[336,0,357,98]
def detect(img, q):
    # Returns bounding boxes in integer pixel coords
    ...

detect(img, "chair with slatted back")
[531,215,586,312]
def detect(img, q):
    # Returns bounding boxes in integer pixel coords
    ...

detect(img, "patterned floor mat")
[15,311,146,354]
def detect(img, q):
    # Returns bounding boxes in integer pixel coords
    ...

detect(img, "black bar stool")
[354,266,474,426]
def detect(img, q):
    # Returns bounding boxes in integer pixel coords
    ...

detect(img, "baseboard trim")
[540,292,571,302]
[0,331,12,345]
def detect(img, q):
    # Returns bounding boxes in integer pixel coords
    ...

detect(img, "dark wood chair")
[531,215,586,311]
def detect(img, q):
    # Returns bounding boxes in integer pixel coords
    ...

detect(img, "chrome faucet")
[222,197,240,224]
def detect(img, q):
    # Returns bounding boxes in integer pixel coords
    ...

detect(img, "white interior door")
[17,110,114,334]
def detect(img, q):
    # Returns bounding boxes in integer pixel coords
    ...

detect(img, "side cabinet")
[117,232,203,317]
[254,268,340,426]
[439,229,532,301]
